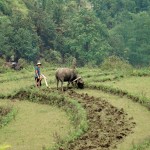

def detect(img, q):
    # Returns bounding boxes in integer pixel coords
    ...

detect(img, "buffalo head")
[73,77,84,89]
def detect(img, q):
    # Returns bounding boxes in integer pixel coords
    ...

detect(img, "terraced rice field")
[0,68,150,150]
[0,100,73,150]
[101,76,150,99]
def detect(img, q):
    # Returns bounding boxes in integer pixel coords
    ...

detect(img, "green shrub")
[0,59,6,73]
[18,58,28,68]
[63,54,75,67]
[131,69,150,76]
[0,0,12,15]
[101,55,132,71]
[44,50,62,64]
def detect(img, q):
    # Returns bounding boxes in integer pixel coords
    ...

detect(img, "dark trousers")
[35,77,42,86]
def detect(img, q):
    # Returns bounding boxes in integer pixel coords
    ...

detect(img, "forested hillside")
[0,0,150,66]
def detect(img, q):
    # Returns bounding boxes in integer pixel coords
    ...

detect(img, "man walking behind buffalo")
[35,61,42,87]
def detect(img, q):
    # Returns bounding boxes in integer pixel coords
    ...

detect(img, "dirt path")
[65,90,135,150]
[75,89,150,150]
[0,99,74,150]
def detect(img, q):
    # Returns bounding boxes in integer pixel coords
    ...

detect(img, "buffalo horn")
[73,77,81,82]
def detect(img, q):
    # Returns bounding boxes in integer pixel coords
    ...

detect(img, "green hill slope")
[0,0,150,66]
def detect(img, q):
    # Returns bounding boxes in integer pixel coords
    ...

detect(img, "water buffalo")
[55,68,84,91]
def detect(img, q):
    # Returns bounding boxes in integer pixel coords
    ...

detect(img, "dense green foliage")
[0,0,149,66]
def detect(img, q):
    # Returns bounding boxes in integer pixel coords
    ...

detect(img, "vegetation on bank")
[87,83,150,109]
[0,0,150,142]
[82,66,150,109]
[0,87,88,150]
[0,99,74,150]
[0,62,150,149]
[0,104,17,128]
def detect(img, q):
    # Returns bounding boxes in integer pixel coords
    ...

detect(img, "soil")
[64,90,136,150]
[11,88,136,150]
[76,89,150,150]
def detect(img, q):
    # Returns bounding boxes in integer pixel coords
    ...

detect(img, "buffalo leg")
[57,80,59,90]
[71,82,75,88]
[67,82,70,89]
[61,81,63,92]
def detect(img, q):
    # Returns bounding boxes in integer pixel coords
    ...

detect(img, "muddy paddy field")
[0,68,150,150]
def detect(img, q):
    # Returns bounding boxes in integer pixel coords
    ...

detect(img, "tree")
[12,28,40,61]
[0,17,14,60]
[63,9,111,65]
[110,12,150,66]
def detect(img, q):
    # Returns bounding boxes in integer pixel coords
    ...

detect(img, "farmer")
[35,61,42,87]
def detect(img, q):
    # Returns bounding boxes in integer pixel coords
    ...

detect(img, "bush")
[18,58,28,68]
[0,1,12,15]
[38,58,51,67]
[101,55,133,71]
[64,54,75,67]
[44,50,62,64]
[0,58,11,73]
[0,58,5,66]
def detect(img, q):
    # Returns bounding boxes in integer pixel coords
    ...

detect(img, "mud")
[65,90,136,150]
[11,88,136,150]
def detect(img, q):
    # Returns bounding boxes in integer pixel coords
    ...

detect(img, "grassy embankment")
[0,99,73,150]
[80,68,150,108]
[43,66,150,150]
[0,66,150,149]
[0,67,88,150]
[76,67,150,150]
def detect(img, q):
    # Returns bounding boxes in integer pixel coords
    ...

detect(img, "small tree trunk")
[72,57,77,69]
